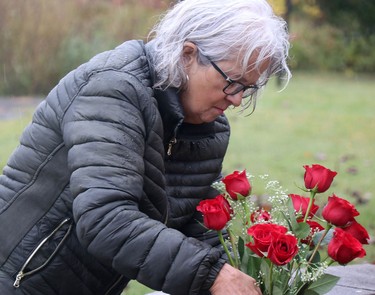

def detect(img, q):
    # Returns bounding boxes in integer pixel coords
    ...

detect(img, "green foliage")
[304,274,340,295]
[286,198,310,239]
[0,0,168,95]
[345,34,375,73]
[287,0,375,73]
[0,0,374,96]
[289,17,375,73]
[315,0,375,36]
[289,18,345,71]
[224,72,375,262]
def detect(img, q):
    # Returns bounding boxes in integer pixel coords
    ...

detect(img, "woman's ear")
[182,41,198,69]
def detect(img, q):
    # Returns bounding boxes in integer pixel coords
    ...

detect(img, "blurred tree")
[314,0,375,36]
[268,0,288,16]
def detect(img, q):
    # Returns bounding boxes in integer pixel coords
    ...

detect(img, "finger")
[253,281,262,295]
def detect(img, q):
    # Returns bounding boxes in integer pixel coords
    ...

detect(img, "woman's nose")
[226,92,242,107]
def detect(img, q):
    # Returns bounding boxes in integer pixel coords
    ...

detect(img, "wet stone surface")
[326,263,375,295]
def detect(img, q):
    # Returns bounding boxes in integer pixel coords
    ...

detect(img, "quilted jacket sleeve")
[60,67,226,294]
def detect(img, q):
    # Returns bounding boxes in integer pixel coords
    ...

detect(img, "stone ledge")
[326,263,375,295]
[145,264,375,295]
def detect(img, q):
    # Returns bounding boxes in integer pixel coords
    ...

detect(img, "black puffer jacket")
[0,40,230,295]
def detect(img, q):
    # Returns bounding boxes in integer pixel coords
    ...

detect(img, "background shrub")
[289,16,375,73]
[0,0,169,95]
[0,0,374,96]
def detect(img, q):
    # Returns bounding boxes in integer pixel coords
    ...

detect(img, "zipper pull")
[13,271,24,288]
[167,137,177,156]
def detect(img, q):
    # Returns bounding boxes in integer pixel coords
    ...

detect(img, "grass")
[0,72,374,294]
[223,71,375,264]
[0,110,34,165]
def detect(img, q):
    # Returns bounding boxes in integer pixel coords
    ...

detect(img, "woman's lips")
[215,107,225,114]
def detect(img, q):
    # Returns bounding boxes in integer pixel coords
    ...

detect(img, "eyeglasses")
[207,58,259,99]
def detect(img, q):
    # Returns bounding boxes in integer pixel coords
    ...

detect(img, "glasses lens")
[223,82,245,95]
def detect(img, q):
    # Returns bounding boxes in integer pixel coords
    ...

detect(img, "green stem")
[327,258,335,266]
[287,260,299,292]
[240,199,252,230]
[321,255,334,264]
[218,230,236,267]
[269,263,274,295]
[228,229,239,268]
[294,282,308,295]
[303,190,316,222]
[308,224,332,264]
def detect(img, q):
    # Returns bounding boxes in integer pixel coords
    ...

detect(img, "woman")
[0,0,290,294]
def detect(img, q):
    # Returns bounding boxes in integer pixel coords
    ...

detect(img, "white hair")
[149,0,291,108]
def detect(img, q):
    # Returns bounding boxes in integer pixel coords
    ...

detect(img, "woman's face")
[180,43,269,124]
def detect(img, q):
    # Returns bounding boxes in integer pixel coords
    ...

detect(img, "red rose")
[328,228,366,264]
[267,233,299,266]
[289,194,319,218]
[298,219,324,245]
[196,195,232,231]
[342,220,370,244]
[246,223,288,257]
[322,194,359,226]
[303,164,337,193]
[222,170,251,200]
[250,209,271,223]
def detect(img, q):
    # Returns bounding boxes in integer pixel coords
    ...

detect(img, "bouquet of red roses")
[197,164,369,295]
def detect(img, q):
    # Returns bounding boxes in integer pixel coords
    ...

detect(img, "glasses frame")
[207,58,259,98]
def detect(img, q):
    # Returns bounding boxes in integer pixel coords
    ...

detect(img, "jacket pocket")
[13,218,73,288]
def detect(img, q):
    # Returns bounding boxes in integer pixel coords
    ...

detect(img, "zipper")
[104,275,124,295]
[13,218,72,288]
[163,207,169,225]
[167,137,177,156]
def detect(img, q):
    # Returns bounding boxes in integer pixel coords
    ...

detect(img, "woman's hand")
[210,263,262,295]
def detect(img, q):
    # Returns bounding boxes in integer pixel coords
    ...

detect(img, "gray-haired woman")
[0,0,290,294]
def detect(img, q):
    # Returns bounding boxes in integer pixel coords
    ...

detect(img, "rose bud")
[328,228,366,265]
[322,194,359,227]
[342,220,370,244]
[303,164,337,193]
[222,170,251,200]
[289,194,319,218]
[197,195,232,231]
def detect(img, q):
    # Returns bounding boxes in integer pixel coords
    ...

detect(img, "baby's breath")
[300,261,329,282]
[211,168,347,295]
[212,180,226,194]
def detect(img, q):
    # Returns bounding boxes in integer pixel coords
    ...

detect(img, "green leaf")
[260,259,272,293]
[276,268,292,292]
[273,285,283,295]
[246,253,262,279]
[287,197,298,229]
[294,221,311,239]
[284,198,310,239]
[312,228,334,246]
[304,273,340,295]
[307,250,321,264]
[240,247,249,273]
[238,236,245,260]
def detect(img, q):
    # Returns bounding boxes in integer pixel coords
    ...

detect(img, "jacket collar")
[154,87,184,143]
[145,40,184,142]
